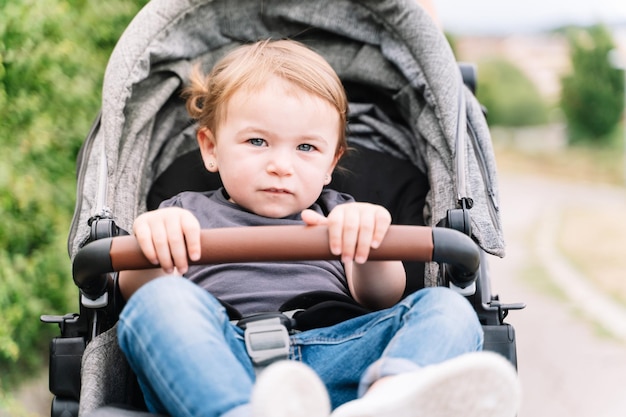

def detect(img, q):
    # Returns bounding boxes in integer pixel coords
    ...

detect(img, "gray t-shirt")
[160,188,354,315]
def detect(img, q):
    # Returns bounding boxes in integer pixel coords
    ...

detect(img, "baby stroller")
[41,0,524,416]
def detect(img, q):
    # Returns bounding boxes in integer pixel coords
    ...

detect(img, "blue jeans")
[118,276,483,417]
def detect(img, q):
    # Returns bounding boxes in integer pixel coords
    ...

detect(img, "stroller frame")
[42,1,524,416]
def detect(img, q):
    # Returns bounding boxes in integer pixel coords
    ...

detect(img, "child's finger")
[325,208,345,257]
[150,221,175,274]
[133,220,159,266]
[354,210,375,264]
[164,216,189,274]
[181,213,201,262]
[371,207,392,249]
[339,210,360,264]
[301,209,328,226]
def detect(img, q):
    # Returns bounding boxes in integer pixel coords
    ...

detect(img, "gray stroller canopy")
[69,0,505,285]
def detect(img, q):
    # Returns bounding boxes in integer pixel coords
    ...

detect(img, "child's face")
[198,76,342,218]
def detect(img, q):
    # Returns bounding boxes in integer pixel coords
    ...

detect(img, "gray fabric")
[69,0,505,289]
[79,325,134,416]
[162,189,353,315]
[348,102,423,170]
[85,407,164,417]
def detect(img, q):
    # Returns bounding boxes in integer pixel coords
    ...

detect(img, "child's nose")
[266,149,294,176]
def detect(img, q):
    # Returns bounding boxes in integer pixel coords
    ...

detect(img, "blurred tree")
[560,24,624,143]
[476,57,549,126]
[0,0,147,389]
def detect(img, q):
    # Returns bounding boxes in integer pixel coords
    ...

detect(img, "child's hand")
[302,203,404,309]
[132,207,201,275]
[301,203,392,264]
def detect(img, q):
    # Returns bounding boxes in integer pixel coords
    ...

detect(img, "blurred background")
[1,0,625,416]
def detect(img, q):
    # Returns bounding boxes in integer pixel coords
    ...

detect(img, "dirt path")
[489,173,626,417]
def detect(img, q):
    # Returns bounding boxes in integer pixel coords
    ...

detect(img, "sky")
[433,0,626,35]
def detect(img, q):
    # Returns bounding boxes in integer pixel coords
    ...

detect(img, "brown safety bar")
[73,225,479,300]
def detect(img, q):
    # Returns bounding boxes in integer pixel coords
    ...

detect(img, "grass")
[519,240,620,341]
[494,137,625,186]
[492,125,626,308]
[519,261,568,303]
[557,207,626,307]
[0,393,38,417]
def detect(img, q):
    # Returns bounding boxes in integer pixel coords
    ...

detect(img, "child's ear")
[324,152,343,185]
[197,127,218,172]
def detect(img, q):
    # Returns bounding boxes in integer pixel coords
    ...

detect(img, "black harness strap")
[221,291,371,332]
[221,292,370,372]
[279,291,372,331]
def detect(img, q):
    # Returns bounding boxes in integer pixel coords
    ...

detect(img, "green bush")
[560,24,624,144]
[476,57,549,127]
[0,0,147,389]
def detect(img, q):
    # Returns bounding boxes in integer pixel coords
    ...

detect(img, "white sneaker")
[251,360,331,417]
[330,351,521,417]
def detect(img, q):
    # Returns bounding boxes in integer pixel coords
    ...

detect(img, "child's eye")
[297,143,315,152]
[248,138,266,147]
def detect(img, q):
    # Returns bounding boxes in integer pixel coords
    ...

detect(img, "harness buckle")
[242,316,291,366]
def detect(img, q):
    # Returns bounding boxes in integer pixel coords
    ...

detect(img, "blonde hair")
[184,39,348,155]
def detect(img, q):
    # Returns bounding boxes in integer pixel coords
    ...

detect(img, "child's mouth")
[264,188,292,194]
